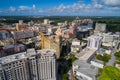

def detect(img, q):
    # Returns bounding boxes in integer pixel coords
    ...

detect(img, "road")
[107,48,116,66]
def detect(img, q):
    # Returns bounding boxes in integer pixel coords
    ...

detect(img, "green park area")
[99,66,120,80]
[114,51,120,64]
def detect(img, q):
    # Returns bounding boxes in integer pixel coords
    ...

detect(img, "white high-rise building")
[28,49,56,80]
[87,36,102,50]
[37,49,56,80]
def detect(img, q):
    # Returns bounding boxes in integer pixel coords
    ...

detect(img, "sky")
[0,0,120,16]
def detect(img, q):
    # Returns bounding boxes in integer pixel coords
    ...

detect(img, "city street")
[107,48,116,66]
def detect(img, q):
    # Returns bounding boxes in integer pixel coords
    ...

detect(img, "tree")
[35,46,41,50]
[26,42,35,48]
[76,50,80,53]
[96,54,111,62]
[62,74,68,80]
[57,57,66,62]
[102,54,111,62]
[99,66,120,80]
[68,54,77,66]
[96,54,103,60]
[114,51,120,57]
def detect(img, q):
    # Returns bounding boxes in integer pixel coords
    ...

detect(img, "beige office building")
[0,49,56,80]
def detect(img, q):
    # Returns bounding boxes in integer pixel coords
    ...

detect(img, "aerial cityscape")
[0,0,120,80]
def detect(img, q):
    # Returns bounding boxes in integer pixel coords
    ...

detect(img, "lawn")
[99,66,120,80]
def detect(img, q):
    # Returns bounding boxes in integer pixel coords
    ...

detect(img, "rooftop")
[0,49,56,65]
[37,49,56,56]
[0,52,26,64]
[73,60,98,78]
[0,48,36,64]
[88,35,102,40]
[76,48,97,61]
[26,48,36,57]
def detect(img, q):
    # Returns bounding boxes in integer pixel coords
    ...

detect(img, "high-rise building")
[0,64,6,80]
[87,36,102,50]
[40,31,61,59]
[0,52,28,80]
[27,49,56,80]
[36,49,56,80]
[0,49,57,80]
[94,23,106,34]
[26,49,38,80]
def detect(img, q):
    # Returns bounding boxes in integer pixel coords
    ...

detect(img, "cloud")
[0,4,38,15]
[18,6,31,11]
[38,0,120,16]
[103,0,120,6]
[17,4,36,12]
[108,7,120,10]
[9,6,16,12]
[32,4,36,10]
[94,3,103,9]
[0,1,120,16]
[39,9,44,13]
[52,4,66,12]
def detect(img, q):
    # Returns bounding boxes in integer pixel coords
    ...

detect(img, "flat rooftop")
[0,49,55,65]
[76,48,97,61]
[73,60,98,78]
[0,52,27,64]
[37,49,56,56]
[0,48,36,64]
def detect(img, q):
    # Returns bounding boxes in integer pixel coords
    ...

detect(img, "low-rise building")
[71,38,81,53]
[16,20,28,31]
[73,60,98,80]
[0,29,14,46]
[91,60,104,69]
[102,33,114,43]
[11,30,34,40]
[1,44,26,56]
[76,48,97,62]
[0,48,7,58]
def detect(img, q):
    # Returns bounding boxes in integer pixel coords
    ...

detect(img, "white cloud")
[39,9,45,13]
[103,0,120,6]
[17,5,37,11]
[94,3,103,9]
[0,1,120,16]
[9,6,16,12]
[18,6,31,11]
[85,4,92,9]
[38,0,120,16]
[108,7,120,10]
[32,4,36,10]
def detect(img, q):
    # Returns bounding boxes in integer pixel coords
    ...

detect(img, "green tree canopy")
[99,66,120,80]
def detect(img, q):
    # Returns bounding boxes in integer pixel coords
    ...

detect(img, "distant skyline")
[0,0,120,16]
